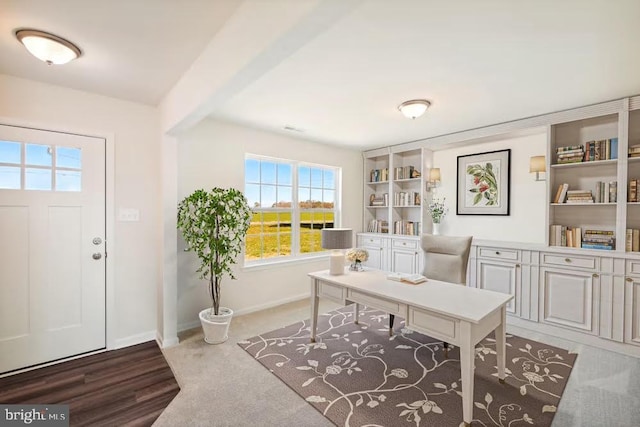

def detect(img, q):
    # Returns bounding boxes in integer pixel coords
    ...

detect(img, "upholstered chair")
[389,234,473,349]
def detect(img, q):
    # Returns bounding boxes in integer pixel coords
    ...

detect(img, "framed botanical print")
[456,149,510,215]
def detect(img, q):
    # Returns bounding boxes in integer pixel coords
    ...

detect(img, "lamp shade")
[398,100,431,119]
[529,156,546,173]
[16,29,81,65]
[428,168,441,182]
[321,228,353,250]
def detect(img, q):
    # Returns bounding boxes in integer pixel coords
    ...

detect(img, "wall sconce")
[426,168,441,191]
[529,156,546,181]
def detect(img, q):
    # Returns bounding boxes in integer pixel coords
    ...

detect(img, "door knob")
[92,237,102,245]
[92,253,102,260]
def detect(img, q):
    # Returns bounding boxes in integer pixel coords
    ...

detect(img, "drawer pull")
[402,242,406,246]
[565,258,572,263]
[628,277,634,282]
[516,264,521,268]
[592,273,599,278]
[495,251,500,255]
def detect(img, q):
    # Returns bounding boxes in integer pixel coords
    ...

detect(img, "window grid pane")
[245,155,338,263]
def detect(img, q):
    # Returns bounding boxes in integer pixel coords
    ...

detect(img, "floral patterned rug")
[238,305,577,427]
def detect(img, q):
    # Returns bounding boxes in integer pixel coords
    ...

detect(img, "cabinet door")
[625,276,640,346]
[391,248,418,274]
[540,267,599,334]
[476,259,519,316]
[362,245,384,270]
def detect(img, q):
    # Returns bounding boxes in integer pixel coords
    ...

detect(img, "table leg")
[310,278,319,343]
[460,322,474,426]
[496,305,507,383]
[354,303,360,324]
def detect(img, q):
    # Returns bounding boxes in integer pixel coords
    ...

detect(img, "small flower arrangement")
[346,248,369,271]
[427,197,448,224]
[346,248,369,263]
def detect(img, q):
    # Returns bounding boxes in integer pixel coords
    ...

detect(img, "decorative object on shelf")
[15,29,82,65]
[457,149,511,215]
[529,156,546,181]
[346,248,369,271]
[177,187,252,344]
[427,197,448,235]
[321,228,353,275]
[426,167,441,191]
[397,99,431,119]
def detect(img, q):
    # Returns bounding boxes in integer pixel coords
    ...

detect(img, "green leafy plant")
[177,188,252,316]
[466,162,499,206]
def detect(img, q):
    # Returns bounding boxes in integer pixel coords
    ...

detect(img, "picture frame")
[456,149,510,215]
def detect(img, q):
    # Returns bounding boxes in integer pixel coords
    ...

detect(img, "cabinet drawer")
[392,239,418,250]
[627,259,640,276]
[347,290,407,317]
[360,236,383,247]
[542,253,597,270]
[478,247,519,261]
[318,282,345,304]
[406,307,459,344]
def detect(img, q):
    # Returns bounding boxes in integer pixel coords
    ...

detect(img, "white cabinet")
[476,259,520,315]
[625,259,640,346]
[391,248,419,274]
[539,267,599,334]
[357,235,386,271]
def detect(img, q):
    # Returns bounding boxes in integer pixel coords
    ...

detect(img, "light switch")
[118,208,140,222]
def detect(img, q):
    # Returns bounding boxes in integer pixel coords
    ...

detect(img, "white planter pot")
[199,307,233,344]
[432,222,441,235]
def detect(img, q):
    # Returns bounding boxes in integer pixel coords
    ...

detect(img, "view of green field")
[245,211,334,260]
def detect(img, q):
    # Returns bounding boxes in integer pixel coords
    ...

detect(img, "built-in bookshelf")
[627,109,640,252]
[363,147,428,236]
[548,114,620,250]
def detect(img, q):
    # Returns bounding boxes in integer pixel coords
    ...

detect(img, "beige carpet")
[239,305,577,426]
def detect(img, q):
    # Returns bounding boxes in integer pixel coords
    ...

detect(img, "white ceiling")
[1,0,639,150]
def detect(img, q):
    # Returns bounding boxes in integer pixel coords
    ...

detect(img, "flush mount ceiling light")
[398,99,431,119]
[15,29,81,65]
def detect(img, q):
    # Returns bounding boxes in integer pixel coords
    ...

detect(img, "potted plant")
[177,187,252,344]
[427,196,448,235]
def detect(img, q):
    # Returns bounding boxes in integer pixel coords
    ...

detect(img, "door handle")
[92,253,102,260]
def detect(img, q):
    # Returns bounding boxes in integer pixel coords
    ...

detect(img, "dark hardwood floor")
[0,341,180,426]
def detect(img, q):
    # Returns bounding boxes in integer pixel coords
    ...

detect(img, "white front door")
[0,124,106,374]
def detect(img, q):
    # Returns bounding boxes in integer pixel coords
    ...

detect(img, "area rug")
[238,305,577,427]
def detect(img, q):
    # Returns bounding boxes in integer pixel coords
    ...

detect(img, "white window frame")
[244,154,341,267]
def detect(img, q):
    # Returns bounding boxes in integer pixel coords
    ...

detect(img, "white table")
[308,268,513,426]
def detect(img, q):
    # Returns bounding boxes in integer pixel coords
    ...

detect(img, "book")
[581,243,613,250]
[557,183,569,203]
[626,229,634,252]
[387,273,427,284]
[634,229,640,252]
[610,138,618,159]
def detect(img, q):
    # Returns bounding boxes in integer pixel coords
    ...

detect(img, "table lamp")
[321,228,353,275]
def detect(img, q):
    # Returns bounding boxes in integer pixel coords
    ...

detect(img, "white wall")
[0,74,160,345]
[177,119,362,329]
[432,132,547,243]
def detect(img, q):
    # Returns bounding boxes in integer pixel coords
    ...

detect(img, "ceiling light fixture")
[398,99,431,119]
[15,29,81,65]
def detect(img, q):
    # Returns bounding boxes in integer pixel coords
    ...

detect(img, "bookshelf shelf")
[628,157,640,163]
[367,206,388,209]
[551,159,617,169]
[394,177,422,183]
[550,203,616,206]
[367,181,389,185]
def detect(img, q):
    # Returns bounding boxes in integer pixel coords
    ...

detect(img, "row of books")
[555,145,584,164]
[553,182,617,204]
[625,229,640,252]
[394,166,420,180]
[630,144,640,158]
[394,191,420,206]
[369,168,389,183]
[393,220,420,236]
[630,179,640,202]
[369,193,388,207]
[549,226,615,250]
[555,138,619,164]
[366,219,388,233]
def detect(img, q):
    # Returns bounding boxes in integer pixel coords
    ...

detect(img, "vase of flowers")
[346,248,369,271]
[427,197,448,235]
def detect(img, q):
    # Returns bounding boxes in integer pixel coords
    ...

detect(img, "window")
[0,140,82,192]
[245,155,339,264]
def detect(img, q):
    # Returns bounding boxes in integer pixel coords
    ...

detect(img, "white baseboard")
[178,292,310,333]
[156,331,179,348]
[113,330,157,349]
